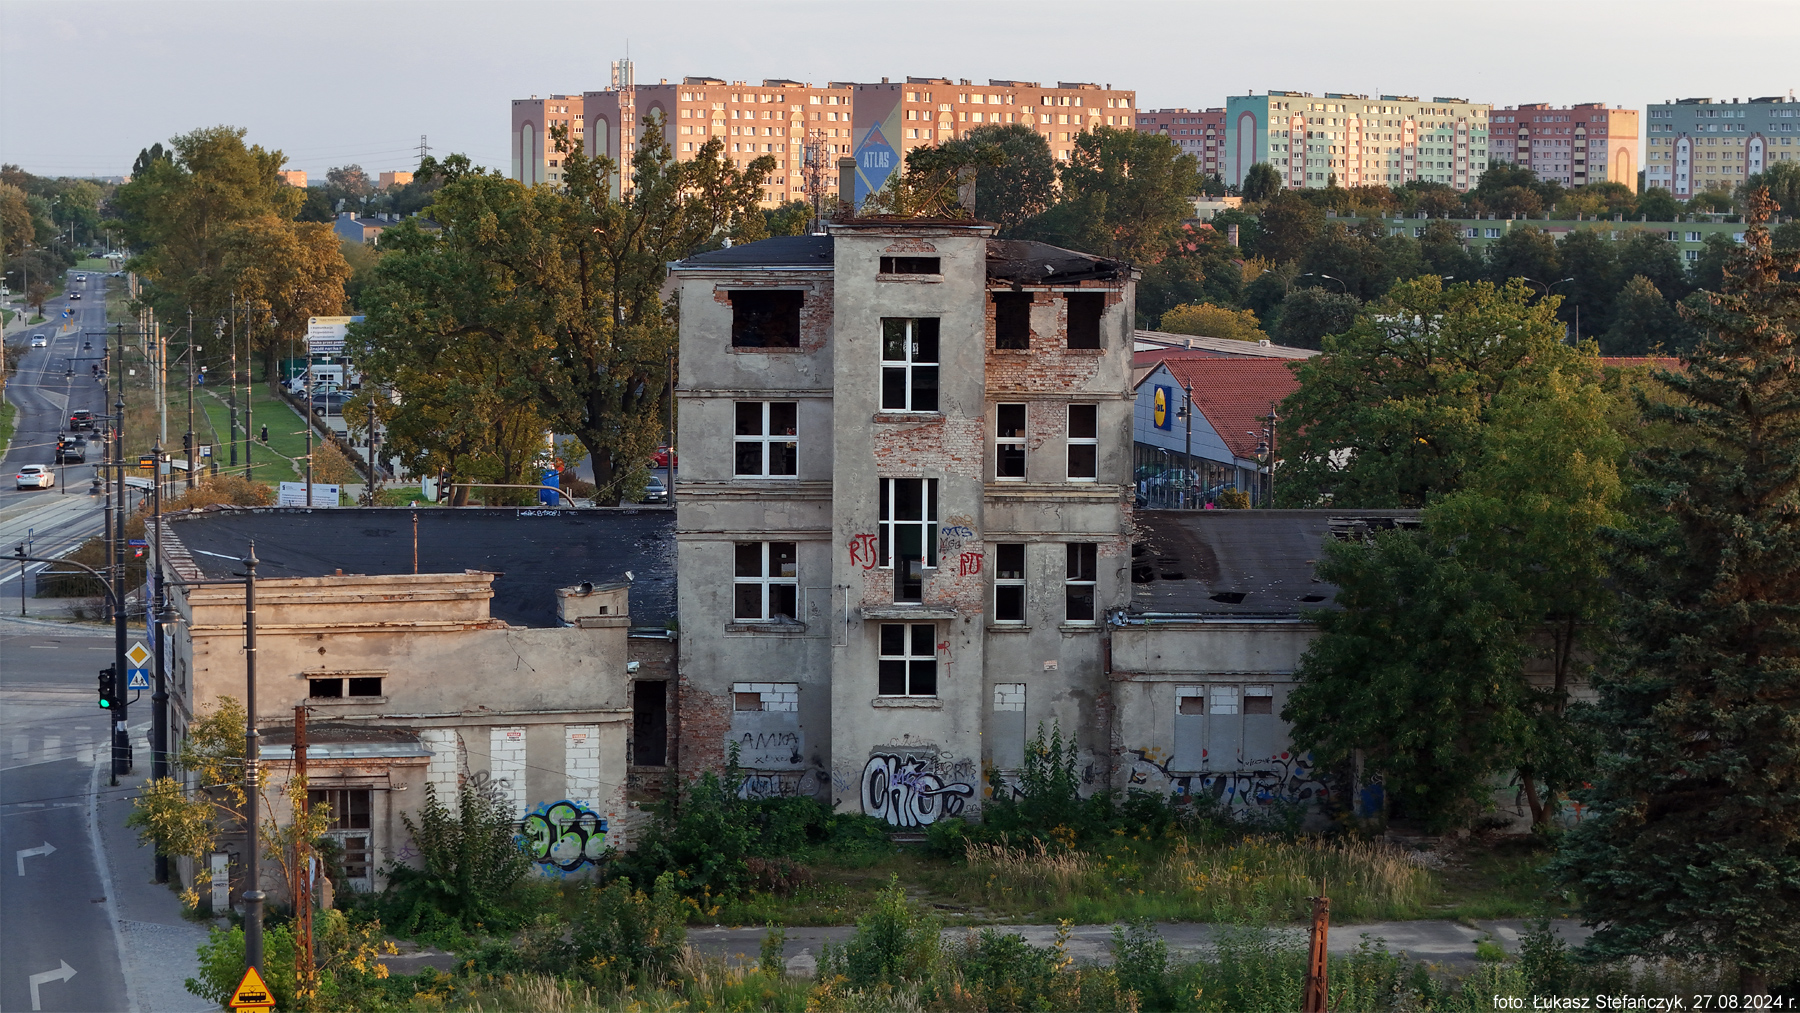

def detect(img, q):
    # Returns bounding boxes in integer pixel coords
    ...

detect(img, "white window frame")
[996,403,1026,481]
[877,622,939,697]
[1065,543,1097,623]
[994,543,1025,623]
[734,401,799,478]
[878,478,938,571]
[880,318,940,413]
[1066,404,1098,482]
[734,541,798,620]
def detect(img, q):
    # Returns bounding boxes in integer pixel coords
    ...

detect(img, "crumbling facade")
[671,220,1137,825]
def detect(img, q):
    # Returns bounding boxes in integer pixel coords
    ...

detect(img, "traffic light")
[98,666,116,709]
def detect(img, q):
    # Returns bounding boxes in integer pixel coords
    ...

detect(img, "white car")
[15,466,55,490]
[30,335,47,347]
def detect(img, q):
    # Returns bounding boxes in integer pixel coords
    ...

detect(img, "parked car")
[68,409,96,430]
[309,391,350,416]
[640,476,667,503]
[30,335,47,347]
[651,445,678,468]
[16,465,55,490]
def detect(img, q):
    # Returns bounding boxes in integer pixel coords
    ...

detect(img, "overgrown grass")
[0,400,15,453]
[1424,833,1556,919]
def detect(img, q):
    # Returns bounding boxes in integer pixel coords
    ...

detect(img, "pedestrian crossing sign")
[126,668,150,690]
[228,966,275,1009]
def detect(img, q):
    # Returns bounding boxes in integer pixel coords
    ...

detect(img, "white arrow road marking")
[15,841,56,875]
[28,960,75,1010]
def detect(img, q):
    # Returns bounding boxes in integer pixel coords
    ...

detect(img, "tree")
[1686,187,1734,214]
[1416,219,1483,282]
[948,124,1056,235]
[1557,229,1621,338]
[1277,276,1580,508]
[1689,232,1736,292]
[1739,162,1800,216]
[1614,229,1690,302]
[1490,185,1544,219]
[1157,301,1267,342]
[1241,162,1282,202]
[1252,191,1323,265]
[1271,287,1361,350]
[0,182,32,257]
[326,164,373,198]
[1601,275,1689,355]
[1551,190,1800,993]
[1024,127,1203,264]
[1484,224,1561,289]
[1635,187,1681,222]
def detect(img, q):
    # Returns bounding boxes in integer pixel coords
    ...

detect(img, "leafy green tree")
[0,182,32,257]
[1158,301,1267,342]
[1614,229,1689,302]
[1739,161,1800,215]
[1635,187,1680,221]
[1686,187,1734,214]
[1601,275,1690,355]
[1484,224,1562,289]
[1278,276,1580,508]
[946,124,1056,235]
[1689,232,1736,292]
[1241,162,1282,202]
[1416,218,1484,282]
[1252,191,1323,265]
[1551,190,1800,993]
[1271,287,1361,350]
[1022,127,1202,264]
[763,198,811,237]
[384,781,530,932]
[1557,229,1621,338]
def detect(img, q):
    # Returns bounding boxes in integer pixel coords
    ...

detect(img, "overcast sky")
[2,0,1795,181]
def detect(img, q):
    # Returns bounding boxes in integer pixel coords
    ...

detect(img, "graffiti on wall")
[737,730,803,768]
[1126,747,1332,810]
[861,753,975,827]
[848,533,879,570]
[518,799,608,873]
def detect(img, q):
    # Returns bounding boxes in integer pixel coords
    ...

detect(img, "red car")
[651,446,678,468]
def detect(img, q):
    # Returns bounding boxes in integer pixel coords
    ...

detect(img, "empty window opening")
[730,290,803,348]
[993,292,1031,349]
[733,692,764,711]
[880,256,940,275]
[995,543,1025,622]
[880,477,938,601]
[734,541,799,620]
[309,788,373,888]
[309,678,343,698]
[878,623,938,696]
[1178,695,1205,715]
[996,404,1026,479]
[347,677,382,697]
[735,401,798,477]
[881,318,940,411]
[1066,292,1104,349]
[633,680,668,765]
[1065,543,1097,622]
[1067,404,1098,481]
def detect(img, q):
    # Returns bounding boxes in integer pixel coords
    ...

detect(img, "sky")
[1,0,1796,181]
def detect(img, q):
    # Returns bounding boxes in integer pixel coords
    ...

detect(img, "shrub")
[818,875,942,988]
[378,780,530,934]
[570,872,688,989]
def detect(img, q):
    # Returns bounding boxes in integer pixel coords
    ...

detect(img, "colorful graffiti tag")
[518,799,608,872]
[1126,747,1331,810]
[860,753,974,828]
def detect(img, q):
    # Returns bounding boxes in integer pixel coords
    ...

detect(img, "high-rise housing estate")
[277,170,307,187]
[511,94,585,186]
[847,80,1136,205]
[1135,108,1227,178]
[1487,104,1639,191]
[1224,92,1491,193]
[1644,94,1800,198]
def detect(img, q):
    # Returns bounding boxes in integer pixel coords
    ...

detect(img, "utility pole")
[112,391,129,777]
[1302,892,1331,1013]
[244,300,254,482]
[150,440,169,883]
[365,397,378,505]
[293,705,313,984]
[229,294,238,468]
[242,542,264,972]
[1182,384,1194,509]
[304,356,314,507]
[185,309,197,491]
[666,348,676,507]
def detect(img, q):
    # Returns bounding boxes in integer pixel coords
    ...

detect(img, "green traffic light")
[100,698,112,708]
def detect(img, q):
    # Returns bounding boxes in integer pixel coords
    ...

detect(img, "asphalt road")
[0,623,136,1013]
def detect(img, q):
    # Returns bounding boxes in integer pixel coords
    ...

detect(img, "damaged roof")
[1131,509,1420,619]
[166,507,676,629]
[672,234,1127,283]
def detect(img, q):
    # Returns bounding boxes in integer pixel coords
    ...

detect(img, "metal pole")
[151,441,169,884]
[113,392,129,777]
[244,300,253,482]
[293,705,313,983]
[229,294,238,468]
[242,542,264,972]
[366,398,377,504]
[186,310,196,491]
[1183,385,1194,509]
[1302,892,1331,1013]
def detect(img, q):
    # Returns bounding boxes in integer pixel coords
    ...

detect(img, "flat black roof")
[673,235,1126,283]
[167,507,675,629]
[1131,510,1420,619]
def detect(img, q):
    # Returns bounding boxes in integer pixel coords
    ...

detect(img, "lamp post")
[1176,384,1195,509]
[149,439,169,883]
[1296,272,1348,293]
[242,542,264,972]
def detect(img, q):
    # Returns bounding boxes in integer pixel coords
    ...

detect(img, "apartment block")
[848,79,1137,206]
[378,171,415,189]
[1488,104,1639,191]
[510,93,585,186]
[585,71,854,206]
[667,219,1137,817]
[1225,91,1492,192]
[1645,94,1800,198]
[277,169,307,187]
[1135,108,1227,178]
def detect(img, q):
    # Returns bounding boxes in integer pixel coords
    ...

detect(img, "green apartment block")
[1331,211,1756,266]
[1645,94,1800,199]
[1225,91,1490,193]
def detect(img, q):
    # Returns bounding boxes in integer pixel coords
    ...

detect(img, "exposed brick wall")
[626,636,678,796]
[678,675,733,778]
[716,279,835,354]
[984,284,1126,393]
[866,415,987,613]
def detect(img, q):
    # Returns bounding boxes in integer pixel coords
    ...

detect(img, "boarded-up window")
[1066,292,1104,349]
[1243,686,1274,764]
[1173,687,1205,770]
[992,684,1026,770]
[1208,686,1240,768]
[730,290,802,348]
[993,292,1031,349]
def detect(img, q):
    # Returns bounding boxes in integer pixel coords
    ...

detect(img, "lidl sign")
[1153,385,1173,430]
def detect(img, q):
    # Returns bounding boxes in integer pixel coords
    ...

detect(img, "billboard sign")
[305,315,364,357]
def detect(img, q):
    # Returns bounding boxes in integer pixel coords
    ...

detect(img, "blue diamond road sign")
[126,669,150,691]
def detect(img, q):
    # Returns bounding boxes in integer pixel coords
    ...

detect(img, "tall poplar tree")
[1552,190,1800,992]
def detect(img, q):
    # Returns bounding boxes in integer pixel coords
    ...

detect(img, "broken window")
[1065,292,1104,349]
[633,681,668,765]
[881,318,939,412]
[308,788,373,889]
[880,256,940,275]
[878,623,938,696]
[734,541,799,620]
[1066,404,1098,481]
[347,677,382,697]
[735,401,798,477]
[308,678,344,698]
[996,403,1026,480]
[1065,543,1097,622]
[730,290,803,348]
[994,543,1025,622]
[879,478,937,601]
[993,292,1031,349]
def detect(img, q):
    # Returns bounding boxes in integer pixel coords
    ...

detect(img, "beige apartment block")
[1226,91,1492,192]
[510,93,585,186]
[277,169,307,188]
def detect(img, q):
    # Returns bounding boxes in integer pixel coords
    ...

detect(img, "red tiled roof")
[1159,358,1303,460]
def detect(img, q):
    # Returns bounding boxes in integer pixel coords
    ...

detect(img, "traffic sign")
[126,642,151,668]
[126,669,150,690]
[229,966,275,1009]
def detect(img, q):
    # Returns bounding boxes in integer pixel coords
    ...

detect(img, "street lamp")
[1296,272,1348,293]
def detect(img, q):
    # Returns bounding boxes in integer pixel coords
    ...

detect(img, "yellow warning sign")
[229,965,276,1009]
[126,642,151,669]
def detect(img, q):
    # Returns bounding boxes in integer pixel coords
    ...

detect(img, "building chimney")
[956,166,976,213]
[836,157,857,217]
[1228,224,1240,247]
